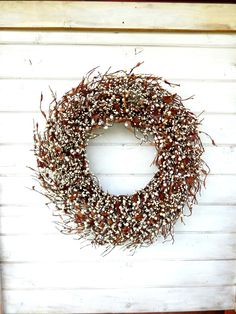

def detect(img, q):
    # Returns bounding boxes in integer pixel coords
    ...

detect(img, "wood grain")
[1,205,236,233]
[2,260,235,289]
[0,45,236,80]
[1,233,236,262]
[1,30,236,46]
[1,144,236,176]
[0,113,235,145]
[1,174,236,205]
[0,28,235,313]
[0,2,236,31]
[2,287,235,313]
[0,79,236,114]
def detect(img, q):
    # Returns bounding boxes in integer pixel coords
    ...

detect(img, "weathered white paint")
[2,260,236,289]
[3,287,235,314]
[0,2,236,31]
[1,79,236,114]
[1,205,236,233]
[1,233,236,262]
[0,113,236,144]
[1,143,236,176]
[0,26,236,314]
[0,45,236,80]
[1,31,236,46]
[1,175,236,206]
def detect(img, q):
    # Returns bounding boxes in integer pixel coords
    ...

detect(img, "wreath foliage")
[33,64,210,252]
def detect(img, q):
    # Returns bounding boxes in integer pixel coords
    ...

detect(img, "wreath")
[33,63,211,252]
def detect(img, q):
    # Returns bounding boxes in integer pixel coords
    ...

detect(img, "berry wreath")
[33,64,212,252]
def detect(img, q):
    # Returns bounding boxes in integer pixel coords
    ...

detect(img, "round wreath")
[33,64,210,251]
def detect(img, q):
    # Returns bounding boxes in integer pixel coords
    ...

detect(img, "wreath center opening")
[86,123,157,195]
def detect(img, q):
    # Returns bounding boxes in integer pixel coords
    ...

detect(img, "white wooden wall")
[0,3,236,313]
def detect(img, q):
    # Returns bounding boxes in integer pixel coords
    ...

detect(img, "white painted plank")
[1,233,236,262]
[1,31,236,47]
[74,145,236,176]
[2,260,235,290]
[1,79,236,113]
[0,206,46,217]
[0,113,235,145]
[1,205,236,234]
[0,1,235,31]
[0,264,3,314]
[0,144,157,175]
[91,117,236,146]
[0,45,236,80]
[0,174,235,205]
[0,79,80,112]
[2,287,235,313]
[0,10,235,314]
[182,206,236,233]
[0,215,55,235]
[0,177,47,206]
[1,145,236,176]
